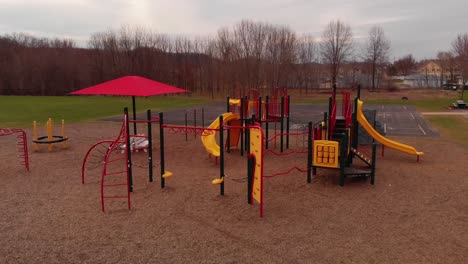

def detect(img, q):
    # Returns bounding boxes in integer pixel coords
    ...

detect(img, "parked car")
[442,83,458,90]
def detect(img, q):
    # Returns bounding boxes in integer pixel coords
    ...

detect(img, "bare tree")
[265,25,297,90]
[392,54,416,76]
[452,33,468,98]
[296,34,317,93]
[321,20,353,86]
[365,26,390,90]
[437,51,456,86]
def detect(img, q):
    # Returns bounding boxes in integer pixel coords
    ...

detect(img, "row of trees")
[0,20,466,96]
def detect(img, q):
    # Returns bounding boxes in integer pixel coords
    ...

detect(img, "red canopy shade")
[70,76,189,135]
[70,75,188,96]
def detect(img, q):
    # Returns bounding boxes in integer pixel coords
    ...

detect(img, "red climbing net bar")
[162,125,219,136]
[264,166,308,178]
[265,149,308,156]
[342,92,352,128]
[0,128,29,171]
[265,131,308,143]
[329,98,337,139]
[261,129,309,178]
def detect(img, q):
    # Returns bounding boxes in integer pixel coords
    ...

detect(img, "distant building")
[401,73,439,88]
[416,60,460,85]
[416,61,446,77]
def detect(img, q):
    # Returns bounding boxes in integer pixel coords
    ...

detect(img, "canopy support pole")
[132,96,137,135]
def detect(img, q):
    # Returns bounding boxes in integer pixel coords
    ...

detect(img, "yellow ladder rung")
[211,177,224,185]
[162,171,173,179]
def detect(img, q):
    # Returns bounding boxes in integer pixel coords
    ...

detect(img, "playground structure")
[82,106,221,211]
[311,85,424,186]
[33,118,68,152]
[80,84,424,216]
[0,128,30,171]
[80,97,298,213]
[223,87,291,155]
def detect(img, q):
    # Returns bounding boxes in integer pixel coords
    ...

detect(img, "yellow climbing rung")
[211,177,224,185]
[162,171,173,179]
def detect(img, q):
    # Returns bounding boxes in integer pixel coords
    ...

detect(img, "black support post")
[371,142,377,185]
[247,155,254,204]
[125,107,133,192]
[357,84,361,99]
[132,96,137,135]
[258,96,262,123]
[202,107,205,127]
[323,112,328,140]
[219,115,225,196]
[159,112,165,188]
[147,109,153,183]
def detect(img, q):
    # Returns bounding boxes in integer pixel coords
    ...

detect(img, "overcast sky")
[0,0,466,60]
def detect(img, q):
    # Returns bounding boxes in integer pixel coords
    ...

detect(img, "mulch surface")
[1,122,466,263]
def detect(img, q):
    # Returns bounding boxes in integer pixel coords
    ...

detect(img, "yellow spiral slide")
[356,100,423,157]
[201,112,240,157]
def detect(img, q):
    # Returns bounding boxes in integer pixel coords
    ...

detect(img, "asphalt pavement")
[101,102,439,137]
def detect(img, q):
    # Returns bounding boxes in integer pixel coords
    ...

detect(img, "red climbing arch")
[0,128,29,171]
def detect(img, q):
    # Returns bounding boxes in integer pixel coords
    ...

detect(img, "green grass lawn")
[365,92,467,111]
[297,91,467,112]
[427,116,468,147]
[0,95,209,127]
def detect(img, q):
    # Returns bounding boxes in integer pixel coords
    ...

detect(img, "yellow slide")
[356,100,424,157]
[201,112,240,157]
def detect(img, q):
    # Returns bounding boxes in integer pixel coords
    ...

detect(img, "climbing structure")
[82,115,131,212]
[0,128,29,171]
[100,116,131,212]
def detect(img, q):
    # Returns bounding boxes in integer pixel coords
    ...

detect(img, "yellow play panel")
[313,140,339,168]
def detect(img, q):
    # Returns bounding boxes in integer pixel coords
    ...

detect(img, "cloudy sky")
[0,0,466,60]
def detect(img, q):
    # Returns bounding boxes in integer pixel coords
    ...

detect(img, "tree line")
[0,20,467,97]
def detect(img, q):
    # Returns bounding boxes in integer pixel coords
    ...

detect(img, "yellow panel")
[250,128,263,205]
[313,140,339,168]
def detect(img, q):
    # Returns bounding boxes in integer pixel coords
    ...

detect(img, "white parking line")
[384,123,387,133]
[410,112,415,120]
[418,124,426,135]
